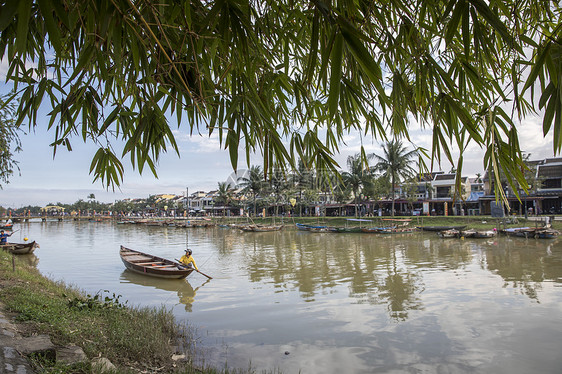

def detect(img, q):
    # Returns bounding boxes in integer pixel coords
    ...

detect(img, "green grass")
[0,249,281,373]
[0,250,217,373]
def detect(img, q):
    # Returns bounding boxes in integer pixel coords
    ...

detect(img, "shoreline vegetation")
[0,216,557,373]
[0,249,228,374]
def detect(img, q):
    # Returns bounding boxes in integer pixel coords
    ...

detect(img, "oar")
[175,259,213,279]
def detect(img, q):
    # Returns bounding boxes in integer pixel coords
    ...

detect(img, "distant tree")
[362,176,391,215]
[216,182,235,216]
[292,160,315,217]
[342,153,374,217]
[374,141,417,217]
[238,166,265,216]
[269,168,289,216]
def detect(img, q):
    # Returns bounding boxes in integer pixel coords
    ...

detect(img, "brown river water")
[11,220,562,373]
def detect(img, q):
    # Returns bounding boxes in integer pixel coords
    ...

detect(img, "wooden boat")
[1,241,38,255]
[0,224,13,230]
[296,223,328,231]
[119,246,194,279]
[473,229,497,238]
[374,226,417,234]
[361,227,387,234]
[417,225,466,232]
[328,226,364,233]
[437,229,460,238]
[534,228,560,239]
[500,227,560,239]
[239,224,283,232]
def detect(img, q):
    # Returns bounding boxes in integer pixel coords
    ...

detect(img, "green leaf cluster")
[1,0,560,204]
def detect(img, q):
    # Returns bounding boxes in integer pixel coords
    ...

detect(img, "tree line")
[2,141,417,217]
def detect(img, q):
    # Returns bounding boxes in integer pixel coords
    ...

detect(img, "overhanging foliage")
[1,0,560,204]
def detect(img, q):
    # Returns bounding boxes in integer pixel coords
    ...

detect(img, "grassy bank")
[0,250,227,374]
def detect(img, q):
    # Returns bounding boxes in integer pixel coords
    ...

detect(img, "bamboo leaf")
[16,0,32,54]
[328,31,343,118]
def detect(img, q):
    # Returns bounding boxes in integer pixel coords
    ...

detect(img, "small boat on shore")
[119,246,194,279]
[500,227,560,239]
[296,223,327,231]
[460,229,497,238]
[1,241,38,255]
[437,229,460,238]
[239,224,284,232]
[418,225,466,232]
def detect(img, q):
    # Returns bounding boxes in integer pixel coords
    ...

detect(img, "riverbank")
[219,214,559,231]
[0,249,225,373]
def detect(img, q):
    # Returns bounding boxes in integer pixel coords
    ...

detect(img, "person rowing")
[176,249,212,279]
[178,248,198,270]
[0,230,12,244]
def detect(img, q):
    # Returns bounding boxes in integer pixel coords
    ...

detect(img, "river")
[10,220,562,373]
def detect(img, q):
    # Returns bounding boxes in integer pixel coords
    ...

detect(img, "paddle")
[175,259,213,279]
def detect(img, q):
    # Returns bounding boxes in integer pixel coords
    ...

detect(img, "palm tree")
[269,168,288,217]
[373,141,417,216]
[341,153,374,217]
[216,182,234,216]
[237,165,265,216]
[292,159,315,216]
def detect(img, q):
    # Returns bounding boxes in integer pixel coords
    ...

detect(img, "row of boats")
[437,226,560,239]
[296,222,560,239]
[295,222,416,234]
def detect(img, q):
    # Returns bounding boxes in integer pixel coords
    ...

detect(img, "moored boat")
[240,224,284,232]
[534,228,560,239]
[295,223,327,231]
[437,229,460,238]
[472,229,497,238]
[119,246,194,279]
[1,241,38,255]
[418,225,466,232]
[498,227,559,239]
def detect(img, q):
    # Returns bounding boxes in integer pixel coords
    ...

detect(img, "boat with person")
[119,246,194,279]
[0,241,38,255]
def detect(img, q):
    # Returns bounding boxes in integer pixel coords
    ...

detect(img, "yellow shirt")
[179,254,198,270]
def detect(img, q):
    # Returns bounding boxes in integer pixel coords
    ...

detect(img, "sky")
[0,63,558,209]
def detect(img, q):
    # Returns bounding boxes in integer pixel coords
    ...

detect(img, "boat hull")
[120,246,194,279]
[1,241,38,255]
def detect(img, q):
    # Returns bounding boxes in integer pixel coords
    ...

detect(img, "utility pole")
[186,187,189,216]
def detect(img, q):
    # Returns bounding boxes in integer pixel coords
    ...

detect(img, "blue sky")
[0,62,557,208]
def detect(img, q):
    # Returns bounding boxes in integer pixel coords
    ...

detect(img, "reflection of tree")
[235,230,429,320]
[379,239,423,321]
[484,239,560,303]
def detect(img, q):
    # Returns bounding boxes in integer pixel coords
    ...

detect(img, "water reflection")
[20,222,562,373]
[16,253,39,267]
[119,270,209,312]
[225,230,562,320]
